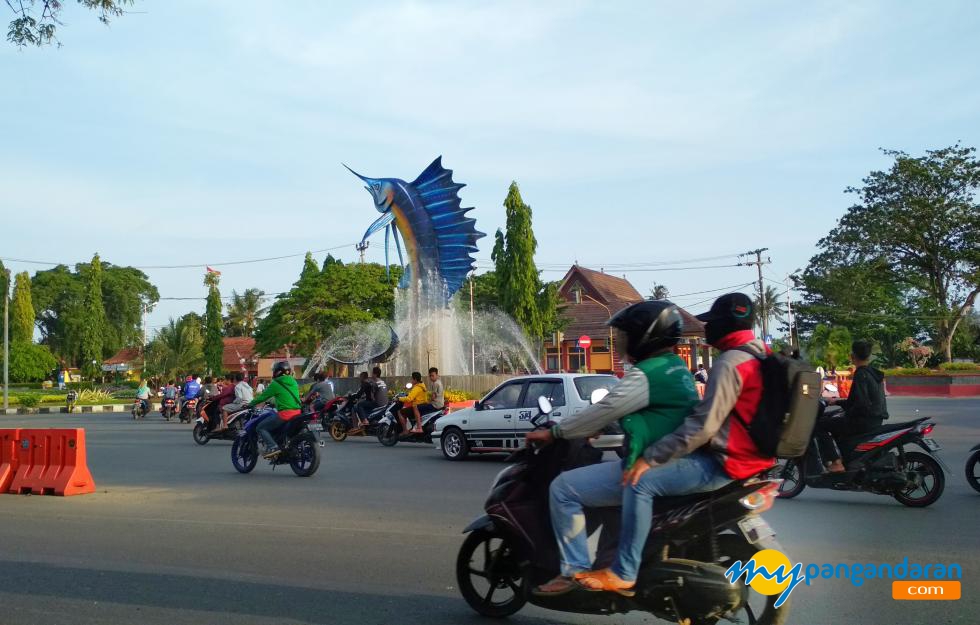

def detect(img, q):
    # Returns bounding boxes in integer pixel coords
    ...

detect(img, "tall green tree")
[224,289,267,337]
[79,254,107,378]
[255,254,403,356]
[11,272,35,343]
[203,272,224,375]
[493,182,544,339]
[0,342,57,382]
[31,259,158,365]
[6,0,135,47]
[813,145,980,361]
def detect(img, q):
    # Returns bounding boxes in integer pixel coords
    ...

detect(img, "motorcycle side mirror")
[537,395,553,416]
[474,400,483,411]
[590,388,610,405]
[406,383,413,389]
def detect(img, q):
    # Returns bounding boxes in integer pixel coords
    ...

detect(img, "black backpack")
[734,348,821,458]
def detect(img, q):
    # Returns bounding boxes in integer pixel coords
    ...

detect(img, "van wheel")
[441,427,469,461]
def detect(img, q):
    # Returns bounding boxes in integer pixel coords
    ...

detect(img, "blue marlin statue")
[347,157,485,302]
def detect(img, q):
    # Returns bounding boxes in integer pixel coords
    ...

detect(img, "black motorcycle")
[775,404,947,507]
[192,398,250,445]
[231,407,321,477]
[328,395,394,442]
[377,400,447,447]
[178,397,198,424]
[160,397,177,421]
[966,444,980,494]
[456,396,790,624]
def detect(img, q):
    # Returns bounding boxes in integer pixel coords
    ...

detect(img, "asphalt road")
[1,397,977,625]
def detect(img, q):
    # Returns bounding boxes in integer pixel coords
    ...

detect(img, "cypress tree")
[11,272,35,343]
[494,182,543,339]
[203,271,224,375]
[80,254,107,378]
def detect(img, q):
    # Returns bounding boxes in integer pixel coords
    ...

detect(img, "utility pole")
[142,303,148,375]
[469,272,476,375]
[355,241,369,264]
[3,268,8,410]
[738,248,771,340]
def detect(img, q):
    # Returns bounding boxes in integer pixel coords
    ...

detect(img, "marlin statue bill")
[346,156,485,302]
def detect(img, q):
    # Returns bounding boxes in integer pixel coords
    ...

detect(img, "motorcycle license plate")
[309,422,323,432]
[737,516,776,544]
[922,438,941,451]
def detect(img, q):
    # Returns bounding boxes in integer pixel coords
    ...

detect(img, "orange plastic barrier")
[0,429,20,492]
[7,428,96,496]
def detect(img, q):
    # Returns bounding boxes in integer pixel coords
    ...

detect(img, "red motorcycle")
[161,397,177,421]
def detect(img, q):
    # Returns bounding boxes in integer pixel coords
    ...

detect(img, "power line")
[666,282,762,299]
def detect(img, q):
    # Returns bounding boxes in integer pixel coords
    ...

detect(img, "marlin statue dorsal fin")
[349,157,485,301]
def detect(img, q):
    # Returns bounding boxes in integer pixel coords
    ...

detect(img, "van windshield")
[573,376,618,401]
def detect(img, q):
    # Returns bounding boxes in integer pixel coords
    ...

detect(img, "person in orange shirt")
[399,371,428,435]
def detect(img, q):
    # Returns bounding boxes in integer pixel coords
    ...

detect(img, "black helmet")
[608,300,683,361]
[695,292,754,346]
[272,361,291,378]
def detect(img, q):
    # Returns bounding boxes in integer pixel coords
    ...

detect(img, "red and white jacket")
[644,330,774,479]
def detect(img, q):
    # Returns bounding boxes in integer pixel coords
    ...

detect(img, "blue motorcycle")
[231,407,321,477]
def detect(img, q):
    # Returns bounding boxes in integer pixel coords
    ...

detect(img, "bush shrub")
[938,362,980,371]
[883,367,933,376]
[17,394,41,408]
[445,389,478,403]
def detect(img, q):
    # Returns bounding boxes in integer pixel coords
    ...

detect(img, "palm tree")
[224,289,267,337]
[754,284,787,335]
[147,317,205,379]
[651,284,670,300]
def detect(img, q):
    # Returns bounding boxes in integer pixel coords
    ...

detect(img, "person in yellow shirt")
[399,371,428,435]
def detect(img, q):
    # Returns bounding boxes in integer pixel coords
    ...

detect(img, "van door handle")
[504,414,512,419]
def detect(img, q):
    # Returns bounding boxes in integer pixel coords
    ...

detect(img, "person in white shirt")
[216,372,255,431]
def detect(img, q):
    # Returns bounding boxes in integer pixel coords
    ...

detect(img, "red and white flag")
[206,266,222,275]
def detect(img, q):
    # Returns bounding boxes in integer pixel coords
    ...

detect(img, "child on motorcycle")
[526,300,703,595]
[248,361,302,459]
[399,371,428,435]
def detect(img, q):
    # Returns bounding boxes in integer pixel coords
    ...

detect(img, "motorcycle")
[192,398,250,445]
[775,404,947,507]
[178,397,198,424]
[160,397,177,421]
[966,444,980,494]
[231,407,321,477]
[131,398,148,420]
[376,400,448,447]
[328,394,394,442]
[456,395,789,623]
[65,390,77,414]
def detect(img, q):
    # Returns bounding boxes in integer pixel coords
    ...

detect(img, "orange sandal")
[573,569,636,596]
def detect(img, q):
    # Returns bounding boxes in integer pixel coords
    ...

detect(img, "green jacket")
[249,376,302,411]
[621,353,699,467]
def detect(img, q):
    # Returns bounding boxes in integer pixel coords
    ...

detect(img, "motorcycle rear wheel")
[894,451,944,507]
[707,533,791,625]
[456,529,526,618]
[329,421,348,442]
[289,434,321,477]
[192,423,210,445]
[775,458,805,499]
[378,424,399,447]
[231,435,258,474]
[966,450,980,494]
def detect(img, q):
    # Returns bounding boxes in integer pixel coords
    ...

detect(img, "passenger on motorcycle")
[135,380,151,414]
[304,372,335,411]
[526,300,706,595]
[216,372,254,430]
[399,372,428,435]
[162,381,178,402]
[408,367,445,427]
[815,340,889,473]
[248,361,303,459]
[354,367,388,427]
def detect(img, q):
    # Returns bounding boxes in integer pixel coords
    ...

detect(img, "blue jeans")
[549,451,731,581]
[257,413,284,451]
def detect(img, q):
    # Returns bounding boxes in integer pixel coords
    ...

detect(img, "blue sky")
[1,0,978,335]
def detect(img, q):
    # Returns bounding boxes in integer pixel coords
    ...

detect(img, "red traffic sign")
[577,335,592,349]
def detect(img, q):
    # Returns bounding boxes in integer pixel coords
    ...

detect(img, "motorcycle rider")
[409,367,445,427]
[399,371,428,435]
[354,367,388,427]
[816,339,889,472]
[216,372,254,431]
[527,293,774,595]
[248,361,303,459]
[134,379,151,415]
[304,372,335,411]
[180,374,201,418]
[526,300,706,595]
